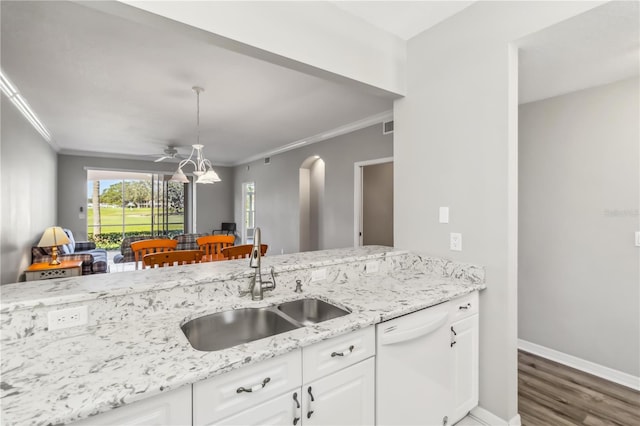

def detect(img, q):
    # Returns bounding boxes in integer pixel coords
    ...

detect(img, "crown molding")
[233,109,393,166]
[57,149,234,167]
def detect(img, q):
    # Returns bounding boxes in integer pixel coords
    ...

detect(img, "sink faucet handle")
[268,267,277,291]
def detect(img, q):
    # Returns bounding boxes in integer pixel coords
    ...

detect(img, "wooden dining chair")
[130,239,178,270]
[197,235,235,262]
[143,250,203,268]
[221,244,268,260]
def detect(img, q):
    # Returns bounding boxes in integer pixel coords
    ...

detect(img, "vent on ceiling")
[264,157,271,165]
[383,120,394,135]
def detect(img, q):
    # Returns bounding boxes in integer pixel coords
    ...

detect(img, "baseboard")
[509,414,522,426]
[469,406,523,426]
[518,339,640,391]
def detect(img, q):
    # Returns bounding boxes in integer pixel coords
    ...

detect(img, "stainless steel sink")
[181,307,300,351]
[277,298,351,326]
[182,298,351,351]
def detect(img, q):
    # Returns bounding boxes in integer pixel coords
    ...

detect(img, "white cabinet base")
[451,313,479,424]
[72,385,191,426]
[303,357,375,426]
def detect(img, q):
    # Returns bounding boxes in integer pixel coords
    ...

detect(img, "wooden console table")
[25,260,83,281]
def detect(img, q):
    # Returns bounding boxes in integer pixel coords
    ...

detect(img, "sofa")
[32,228,108,275]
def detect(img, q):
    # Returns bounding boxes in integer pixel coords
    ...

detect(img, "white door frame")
[353,157,394,247]
[241,182,255,244]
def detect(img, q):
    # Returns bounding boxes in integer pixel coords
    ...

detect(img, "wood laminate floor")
[518,350,640,426]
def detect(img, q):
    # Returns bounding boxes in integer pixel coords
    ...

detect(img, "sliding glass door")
[87,170,187,249]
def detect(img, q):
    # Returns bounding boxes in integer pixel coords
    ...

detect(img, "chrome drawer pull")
[236,377,271,393]
[459,303,471,310]
[331,345,355,357]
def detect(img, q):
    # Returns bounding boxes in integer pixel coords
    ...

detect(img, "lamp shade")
[170,168,190,183]
[196,170,222,184]
[38,226,70,248]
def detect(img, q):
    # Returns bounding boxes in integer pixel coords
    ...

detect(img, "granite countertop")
[0,247,486,426]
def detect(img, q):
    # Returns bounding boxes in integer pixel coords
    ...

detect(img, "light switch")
[450,233,462,251]
[635,231,640,247]
[439,207,449,224]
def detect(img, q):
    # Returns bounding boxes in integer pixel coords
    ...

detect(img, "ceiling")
[330,1,474,40]
[3,1,637,164]
[1,1,399,166]
[518,1,639,104]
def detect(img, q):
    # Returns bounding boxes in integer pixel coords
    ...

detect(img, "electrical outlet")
[48,306,88,331]
[365,261,379,274]
[450,233,462,251]
[311,268,327,282]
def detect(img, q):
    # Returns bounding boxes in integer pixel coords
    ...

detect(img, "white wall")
[1,95,58,284]
[233,124,392,254]
[115,0,405,96]
[519,77,639,377]
[56,154,233,240]
[394,1,602,421]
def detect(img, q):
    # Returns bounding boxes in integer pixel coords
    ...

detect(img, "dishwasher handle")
[379,312,449,346]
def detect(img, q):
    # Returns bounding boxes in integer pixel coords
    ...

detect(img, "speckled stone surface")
[0,247,485,426]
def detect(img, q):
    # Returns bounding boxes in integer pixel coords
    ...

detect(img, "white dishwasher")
[376,301,452,426]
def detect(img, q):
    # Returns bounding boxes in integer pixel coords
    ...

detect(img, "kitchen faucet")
[249,227,276,300]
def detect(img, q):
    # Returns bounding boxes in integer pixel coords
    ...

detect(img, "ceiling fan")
[151,146,185,162]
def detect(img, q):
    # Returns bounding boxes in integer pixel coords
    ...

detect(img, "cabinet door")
[450,314,479,424]
[72,385,191,425]
[214,390,302,426]
[193,350,301,425]
[302,358,374,426]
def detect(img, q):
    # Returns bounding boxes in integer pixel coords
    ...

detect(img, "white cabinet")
[449,292,479,425]
[72,385,191,426]
[193,327,376,426]
[215,390,300,425]
[302,357,375,426]
[193,350,302,425]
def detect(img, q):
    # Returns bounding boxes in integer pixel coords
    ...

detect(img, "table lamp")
[38,226,70,265]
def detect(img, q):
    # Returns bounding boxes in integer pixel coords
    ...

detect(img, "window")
[242,182,255,244]
[87,170,186,249]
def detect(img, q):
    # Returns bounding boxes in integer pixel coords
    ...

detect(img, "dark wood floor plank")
[519,362,639,423]
[518,397,580,426]
[518,350,640,426]
[518,374,586,423]
[519,351,639,406]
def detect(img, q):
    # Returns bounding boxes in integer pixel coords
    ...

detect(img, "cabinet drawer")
[303,326,375,383]
[193,350,301,425]
[449,291,479,322]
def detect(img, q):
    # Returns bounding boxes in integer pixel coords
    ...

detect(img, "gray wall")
[362,162,393,246]
[233,124,392,254]
[519,77,640,376]
[393,2,597,420]
[195,166,235,234]
[57,154,233,240]
[1,95,57,284]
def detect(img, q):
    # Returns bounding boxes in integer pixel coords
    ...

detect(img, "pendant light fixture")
[171,86,221,184]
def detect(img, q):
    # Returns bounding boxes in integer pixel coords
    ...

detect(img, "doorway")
[299,156,325,252]
[354,157,394,247]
